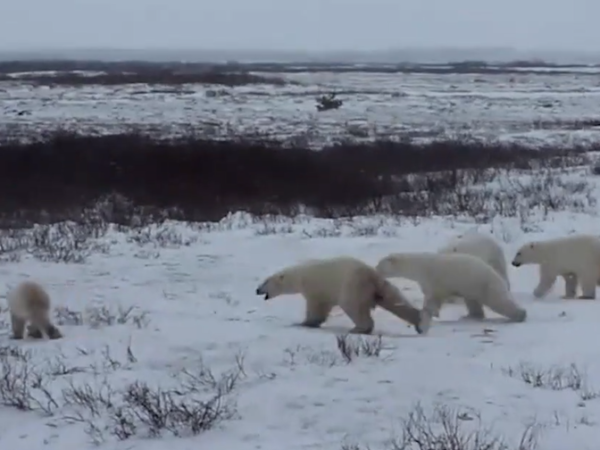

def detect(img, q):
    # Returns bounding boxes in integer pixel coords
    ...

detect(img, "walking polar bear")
[7,281,62,340]
[438,231,510,287]
[256,256,426,335]
[436,231,510,312]
[376,252,527,334]
[512,234,600,300]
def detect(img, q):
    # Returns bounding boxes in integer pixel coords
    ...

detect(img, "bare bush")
[395,403,539,450]
[28,222,108,263]
[53,304,149,329]
[336,334,384,363]
[53,306,85,326]
[53,304,149,330]
[0,229,30,261]
[0,339,241,443]
[123,380,235,437]
[62,359,242,442]
[283,345,346,367]
[0,346,59,416]
[347,403,540,450]
[126,224,198,248]
[502,362,599,400]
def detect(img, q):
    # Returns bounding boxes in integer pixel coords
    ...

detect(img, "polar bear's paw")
[459,314,485,322]
[416,310,432,335]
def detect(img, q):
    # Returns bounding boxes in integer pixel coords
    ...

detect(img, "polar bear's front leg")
[300,295,333,328]
[419,282,442,316]
[533,265,557,299]
[577,270,597,300]
[422,296,442,318]
[417,300,437,335]
[561,273,578,299]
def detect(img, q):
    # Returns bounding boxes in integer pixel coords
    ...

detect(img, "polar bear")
[7,281,62,340]
[376,252,527,333]
[438,231,510,288]
[511,234,600,300]
[436,231,511,313]
[255,256,426,335]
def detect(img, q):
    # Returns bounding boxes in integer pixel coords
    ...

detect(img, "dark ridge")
[0,60,597,81]
[0,70,288,87]
[0,130,590,228]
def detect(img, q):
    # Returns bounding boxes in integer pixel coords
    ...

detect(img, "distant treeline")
[0,59,597,77]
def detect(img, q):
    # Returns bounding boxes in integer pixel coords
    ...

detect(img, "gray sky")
[0,0,596,52]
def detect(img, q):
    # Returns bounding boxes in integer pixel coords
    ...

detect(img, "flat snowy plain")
[1,67,600,449]
[3,68,600,146]
[0,172,600,449]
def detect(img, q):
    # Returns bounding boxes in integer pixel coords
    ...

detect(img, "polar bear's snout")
[511,252,523,267]
[256,283,271,300]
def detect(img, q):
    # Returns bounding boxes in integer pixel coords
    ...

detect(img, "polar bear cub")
[7,281,62,340]
[512,234,600,299]
[376,252,527,333]
[255,256,426,335]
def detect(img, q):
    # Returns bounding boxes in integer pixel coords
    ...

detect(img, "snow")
[0,175,600,449]
[3,70,600,146]
[2,68,600,448]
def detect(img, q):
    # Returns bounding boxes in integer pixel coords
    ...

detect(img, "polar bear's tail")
[373,275,423,332]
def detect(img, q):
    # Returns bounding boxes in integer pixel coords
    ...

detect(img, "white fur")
[376,252,527,333]
[436,232,510,313]
[438,231,510,287]
[7,281,48,320]
[6,280,62,340]
[512,234,600,299]
[256,256,424,334]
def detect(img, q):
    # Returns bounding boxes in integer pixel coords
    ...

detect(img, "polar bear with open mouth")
[256,256,426,335]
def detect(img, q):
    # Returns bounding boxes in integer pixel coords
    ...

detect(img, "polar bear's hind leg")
[480,283,527,322]
[463,297,485,320]
[10,313,25,340]
[577,270,597,299]
[27,323,43,339]
[28,321,62,339]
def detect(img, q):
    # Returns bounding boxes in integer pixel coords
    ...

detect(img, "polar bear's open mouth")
[256,287,270,300]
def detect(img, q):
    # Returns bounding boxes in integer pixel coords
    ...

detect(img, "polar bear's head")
[511,242,539,267]
[375,254,405,278]
[255,269,298,300]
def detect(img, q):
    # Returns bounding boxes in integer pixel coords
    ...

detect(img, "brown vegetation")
[0,130,591,228]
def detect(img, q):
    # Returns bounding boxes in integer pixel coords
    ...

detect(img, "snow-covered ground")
[0,165,600,449]
[3,70,600,146]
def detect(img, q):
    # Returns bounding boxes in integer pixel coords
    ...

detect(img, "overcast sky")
[0,0,596,52]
